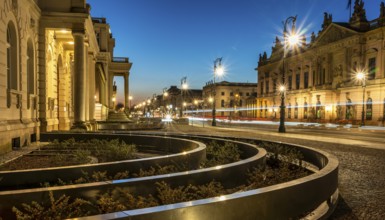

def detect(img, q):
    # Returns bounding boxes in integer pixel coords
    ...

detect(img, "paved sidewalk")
[0,142,47,165]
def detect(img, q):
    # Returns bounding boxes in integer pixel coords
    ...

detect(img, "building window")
[27,40,35,109]
[316,99,321,119]
[346,99,353,120]
[273,79,277,93]
[304,102,308,119]
[312,70,316,86]
[295,74,300,90]
[239,92,243,96]
[246,92,250,96]
[239,100,243,107]
[7,22,18,91]
[260,82,264,95]
[221,92,225,96]
[230,92,234,96]
[321,68,326,84]
[383,98,385,122]
[288,103,291,119]
[368,58,376,80]
[350,61,357,81]
[230,100,234,107]
[265,81,269,94]
[264,101,267,118]
[221,100,225,107]
[366,98,372,120]
[294,102,298,119]
[304,72,309,89]
[288,75,292,90]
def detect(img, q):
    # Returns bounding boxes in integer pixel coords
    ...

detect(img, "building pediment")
[313,23,357,47]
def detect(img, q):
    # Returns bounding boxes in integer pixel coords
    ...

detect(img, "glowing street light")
[181,77,188,117]
[129,96,133,109]
[212,57,224,126]
[278,15,300,133]
[356,71,366,127]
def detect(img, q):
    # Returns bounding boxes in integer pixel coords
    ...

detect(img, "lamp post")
[356,72,366,127]
[163,87,168,117]
[212,57,224,126]
[278,15,299,133]
[181,77,187,117]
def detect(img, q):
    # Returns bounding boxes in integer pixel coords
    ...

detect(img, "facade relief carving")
[317,26,354,46]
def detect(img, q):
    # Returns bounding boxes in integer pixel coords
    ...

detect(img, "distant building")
[161,86,203,117]
[0,0,131,153]
[202,81,258,118]
[256,1,385,125]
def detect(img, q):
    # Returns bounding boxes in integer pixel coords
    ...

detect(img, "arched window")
[366,98,372,120]
[27,39,35,109]
[7,22,18,91]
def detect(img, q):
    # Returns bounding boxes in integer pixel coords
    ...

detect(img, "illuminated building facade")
[256,1,385,125]
[0,0,131,153]
[203,81,258,118]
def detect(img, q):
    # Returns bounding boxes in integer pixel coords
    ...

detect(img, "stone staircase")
[106,111,131,122]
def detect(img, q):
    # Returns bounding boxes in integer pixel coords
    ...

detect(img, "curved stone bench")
[0,134,206,189]
[0,136,266,219]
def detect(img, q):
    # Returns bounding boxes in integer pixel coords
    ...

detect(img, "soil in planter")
[0,155,87,171]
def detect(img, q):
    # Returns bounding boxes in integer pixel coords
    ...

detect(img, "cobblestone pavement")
[160,123,385,220]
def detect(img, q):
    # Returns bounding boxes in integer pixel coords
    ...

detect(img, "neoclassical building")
[203,81,258,118]
[0,0,132,153]
[256,0,385,125]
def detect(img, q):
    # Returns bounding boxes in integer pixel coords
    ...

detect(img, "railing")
[112,57,129,63]
[7,89,22,109]
[91,17,106,24]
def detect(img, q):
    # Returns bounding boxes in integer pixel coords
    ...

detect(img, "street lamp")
[212,57,224,126]
[278,15,299,133]
[356,71,366,127]
[181,77,188,117]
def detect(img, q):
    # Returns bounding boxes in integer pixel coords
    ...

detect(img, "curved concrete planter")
[0,134,206,189]
[0,134,338,220]
[73,136,339,220]
[0,135,266,219]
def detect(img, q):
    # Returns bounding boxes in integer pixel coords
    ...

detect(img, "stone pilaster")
[84,42,89,122]
[89,56,96,124]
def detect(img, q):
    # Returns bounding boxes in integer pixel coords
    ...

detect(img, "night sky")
[88,0,382,104]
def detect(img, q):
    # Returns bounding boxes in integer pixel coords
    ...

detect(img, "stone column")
[72,30,87,129]
[84,43,89,122]
[124,73,129,109]
[89,56,96,123]
[108,72,114,109]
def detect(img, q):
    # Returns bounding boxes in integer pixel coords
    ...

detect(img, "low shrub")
[12,191,91,220]
[202,141,241,167]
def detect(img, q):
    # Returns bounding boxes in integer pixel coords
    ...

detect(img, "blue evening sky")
[88,0,382,104]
